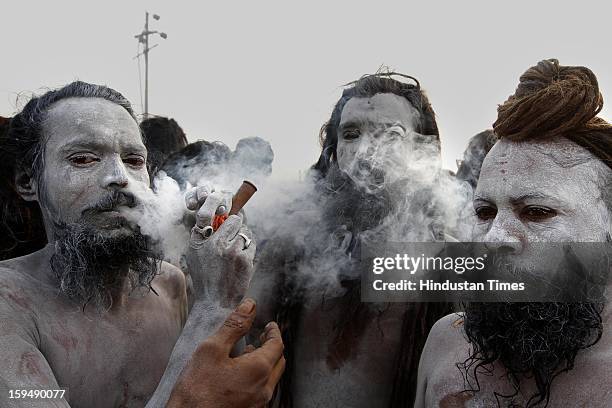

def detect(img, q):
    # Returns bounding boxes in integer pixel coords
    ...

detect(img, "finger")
[196,185,211,203]
[228,224,255,250]
[251,322,284,367]
[196,192,228,228]
[242,344,256,355]
[207,298,257,356]
[185,186,212,211]
[225,232,256,266]
[264,355,286,398]
[216,215,244,244]
[244,236,256,258]
[185,187,199,210]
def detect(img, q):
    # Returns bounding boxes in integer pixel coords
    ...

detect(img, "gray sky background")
[2,0,611,179]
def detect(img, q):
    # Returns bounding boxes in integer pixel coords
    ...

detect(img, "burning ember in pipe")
[212,180,257,231]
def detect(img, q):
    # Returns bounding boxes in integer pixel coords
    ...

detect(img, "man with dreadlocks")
[0,82,285,407]
[250,72,454,407]
[415,59,612,407]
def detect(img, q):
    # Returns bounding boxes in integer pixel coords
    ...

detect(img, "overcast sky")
[2,0,611,179]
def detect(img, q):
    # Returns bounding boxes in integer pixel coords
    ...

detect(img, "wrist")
[193,288,242,310]
[190,298,232,317]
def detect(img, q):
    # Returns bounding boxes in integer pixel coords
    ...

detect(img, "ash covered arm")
[147,299,285,408]
[147,183,288,407]
[145,301,231,407]
[0,335,71,408]
[0,295,70,408]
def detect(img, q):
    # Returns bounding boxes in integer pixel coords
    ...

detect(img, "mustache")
[82,191,137,215]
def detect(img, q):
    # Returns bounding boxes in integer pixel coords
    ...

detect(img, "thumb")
[209,298,256,356]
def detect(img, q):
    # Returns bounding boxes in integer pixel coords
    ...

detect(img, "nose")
[102,155,129,189]
[482,211,524,255]
[356,133,378,159]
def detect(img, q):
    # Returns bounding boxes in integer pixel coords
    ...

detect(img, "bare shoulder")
[0,254,46,298]
[428,313,467,346]
[420,312,469,373]
[414,313,471,408]
[0,258,41,342]
[153,261,187,301]
[0,246,57,287]
[0,261,22,300]
[0,254,32,278]
[0,258,21,281]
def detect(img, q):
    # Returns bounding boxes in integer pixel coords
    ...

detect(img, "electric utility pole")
[134,12,167,118]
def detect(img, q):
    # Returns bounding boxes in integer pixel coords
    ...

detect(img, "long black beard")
[316,165,445,255]
[50,221,161,310]
[460,302,604,408]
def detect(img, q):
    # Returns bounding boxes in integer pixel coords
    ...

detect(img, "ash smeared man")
[0,82,285,407]
[251,73,459,407]
[416,59,612,407]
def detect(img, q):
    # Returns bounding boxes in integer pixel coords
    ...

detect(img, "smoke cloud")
[119,133,474,297]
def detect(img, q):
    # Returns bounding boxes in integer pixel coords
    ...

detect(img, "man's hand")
[185,187,256,307]
[167,298,285,408]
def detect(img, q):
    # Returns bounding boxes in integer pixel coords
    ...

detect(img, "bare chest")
[427,351,612,408]
[291,300,406,407]
[35,293,183,408]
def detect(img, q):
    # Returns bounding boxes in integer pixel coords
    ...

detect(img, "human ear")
[14,167,38,202]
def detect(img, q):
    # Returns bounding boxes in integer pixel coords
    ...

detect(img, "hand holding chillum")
[184,182,257,308]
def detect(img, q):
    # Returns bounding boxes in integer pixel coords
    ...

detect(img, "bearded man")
[415,59,612,407]
[251,73,454,407]
[0,81,284,407]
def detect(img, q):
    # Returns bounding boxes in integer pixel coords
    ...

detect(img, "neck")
[105,272,132,310]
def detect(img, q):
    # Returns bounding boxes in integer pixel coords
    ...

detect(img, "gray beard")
[50,221,160,310]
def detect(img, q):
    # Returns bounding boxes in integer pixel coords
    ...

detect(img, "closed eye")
[475,205,497,221]
[123,155,146,168]
[385,126,406,139]
[68,153,99,167]
[342,128,360,140]
[413,133,435,144]
[520,206,557,222]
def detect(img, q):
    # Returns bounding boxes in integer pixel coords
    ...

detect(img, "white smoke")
[121,174,189,266]
[118,131,474,297]
[120,137,276,267]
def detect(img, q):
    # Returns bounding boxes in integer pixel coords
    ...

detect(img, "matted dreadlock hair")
[461,59,612,408]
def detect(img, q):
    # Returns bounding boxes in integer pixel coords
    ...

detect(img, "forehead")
[476,137,605,199]
[339,93,418,130]
[43,97,143,152]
